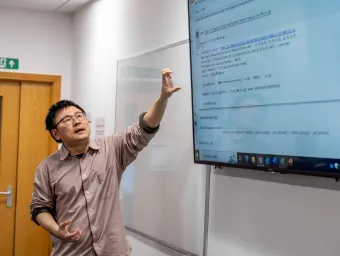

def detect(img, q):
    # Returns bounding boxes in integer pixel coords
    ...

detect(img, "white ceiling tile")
[0,0,66,11]
[56,0,90,12]
[0,0,88,12]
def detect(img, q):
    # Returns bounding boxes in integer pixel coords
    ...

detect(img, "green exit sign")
[0,58,19,70]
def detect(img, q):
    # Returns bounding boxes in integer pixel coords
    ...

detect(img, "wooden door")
[15,82,53,255]
[0,81,21,256]
[0,74,60,256]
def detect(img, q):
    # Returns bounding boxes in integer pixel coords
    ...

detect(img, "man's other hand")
[56,220,83,242]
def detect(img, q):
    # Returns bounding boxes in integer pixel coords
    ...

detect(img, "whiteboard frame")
[115,40,211,256]
[117,39,189,63]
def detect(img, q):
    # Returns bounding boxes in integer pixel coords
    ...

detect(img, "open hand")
[161,68,181,99]
[56,220,83,242]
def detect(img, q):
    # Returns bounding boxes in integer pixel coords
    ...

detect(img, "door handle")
[0,185,12,208]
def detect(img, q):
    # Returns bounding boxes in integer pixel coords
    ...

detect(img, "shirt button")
[86,191,90,195]
[89,208,92,212]
[83,174,87,179]
[91,226,95,230]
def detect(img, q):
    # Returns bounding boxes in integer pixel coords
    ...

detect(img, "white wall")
[116,0,189,59]
[208,168,340,256]
[72,0,189,135]
[72,0,117,136]
[0,8,72,98]
[73,1,340,256]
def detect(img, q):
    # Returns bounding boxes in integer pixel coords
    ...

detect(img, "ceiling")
[0,0,90,13]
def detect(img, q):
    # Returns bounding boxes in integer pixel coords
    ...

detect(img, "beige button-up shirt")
[30,122,156,256]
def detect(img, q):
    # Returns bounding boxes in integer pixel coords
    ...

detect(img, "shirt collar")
[59,140,100,160]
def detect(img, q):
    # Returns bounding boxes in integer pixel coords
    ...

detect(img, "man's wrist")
[44,220,60,237]
[51,222,60,235]
[158,94,169,102]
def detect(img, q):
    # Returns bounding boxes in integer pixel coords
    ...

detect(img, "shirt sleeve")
[107,113,158,178]
[30,166,55,225]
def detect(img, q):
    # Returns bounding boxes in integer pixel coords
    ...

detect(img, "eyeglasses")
[55,112,86,127]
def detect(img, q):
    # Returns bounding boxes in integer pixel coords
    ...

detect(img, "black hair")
[45,99,86,143]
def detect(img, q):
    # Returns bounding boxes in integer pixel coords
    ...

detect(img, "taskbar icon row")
[237,153,293,169]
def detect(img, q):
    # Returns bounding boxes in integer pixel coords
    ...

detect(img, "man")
[30,68,180,256]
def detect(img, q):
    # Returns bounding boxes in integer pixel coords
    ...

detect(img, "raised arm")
[112,68,181,176]
[143,68,181,128]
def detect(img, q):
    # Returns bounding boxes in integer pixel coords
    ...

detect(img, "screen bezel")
[187,0,340,180]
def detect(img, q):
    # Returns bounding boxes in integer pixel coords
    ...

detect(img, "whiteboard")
[115,42,206,255]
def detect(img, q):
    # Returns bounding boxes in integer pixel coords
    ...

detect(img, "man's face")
[51,106,90,145]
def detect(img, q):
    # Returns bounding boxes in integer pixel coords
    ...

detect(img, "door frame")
[0,71,61,154]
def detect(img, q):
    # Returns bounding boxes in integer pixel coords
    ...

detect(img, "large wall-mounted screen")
[189,0,340,178]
